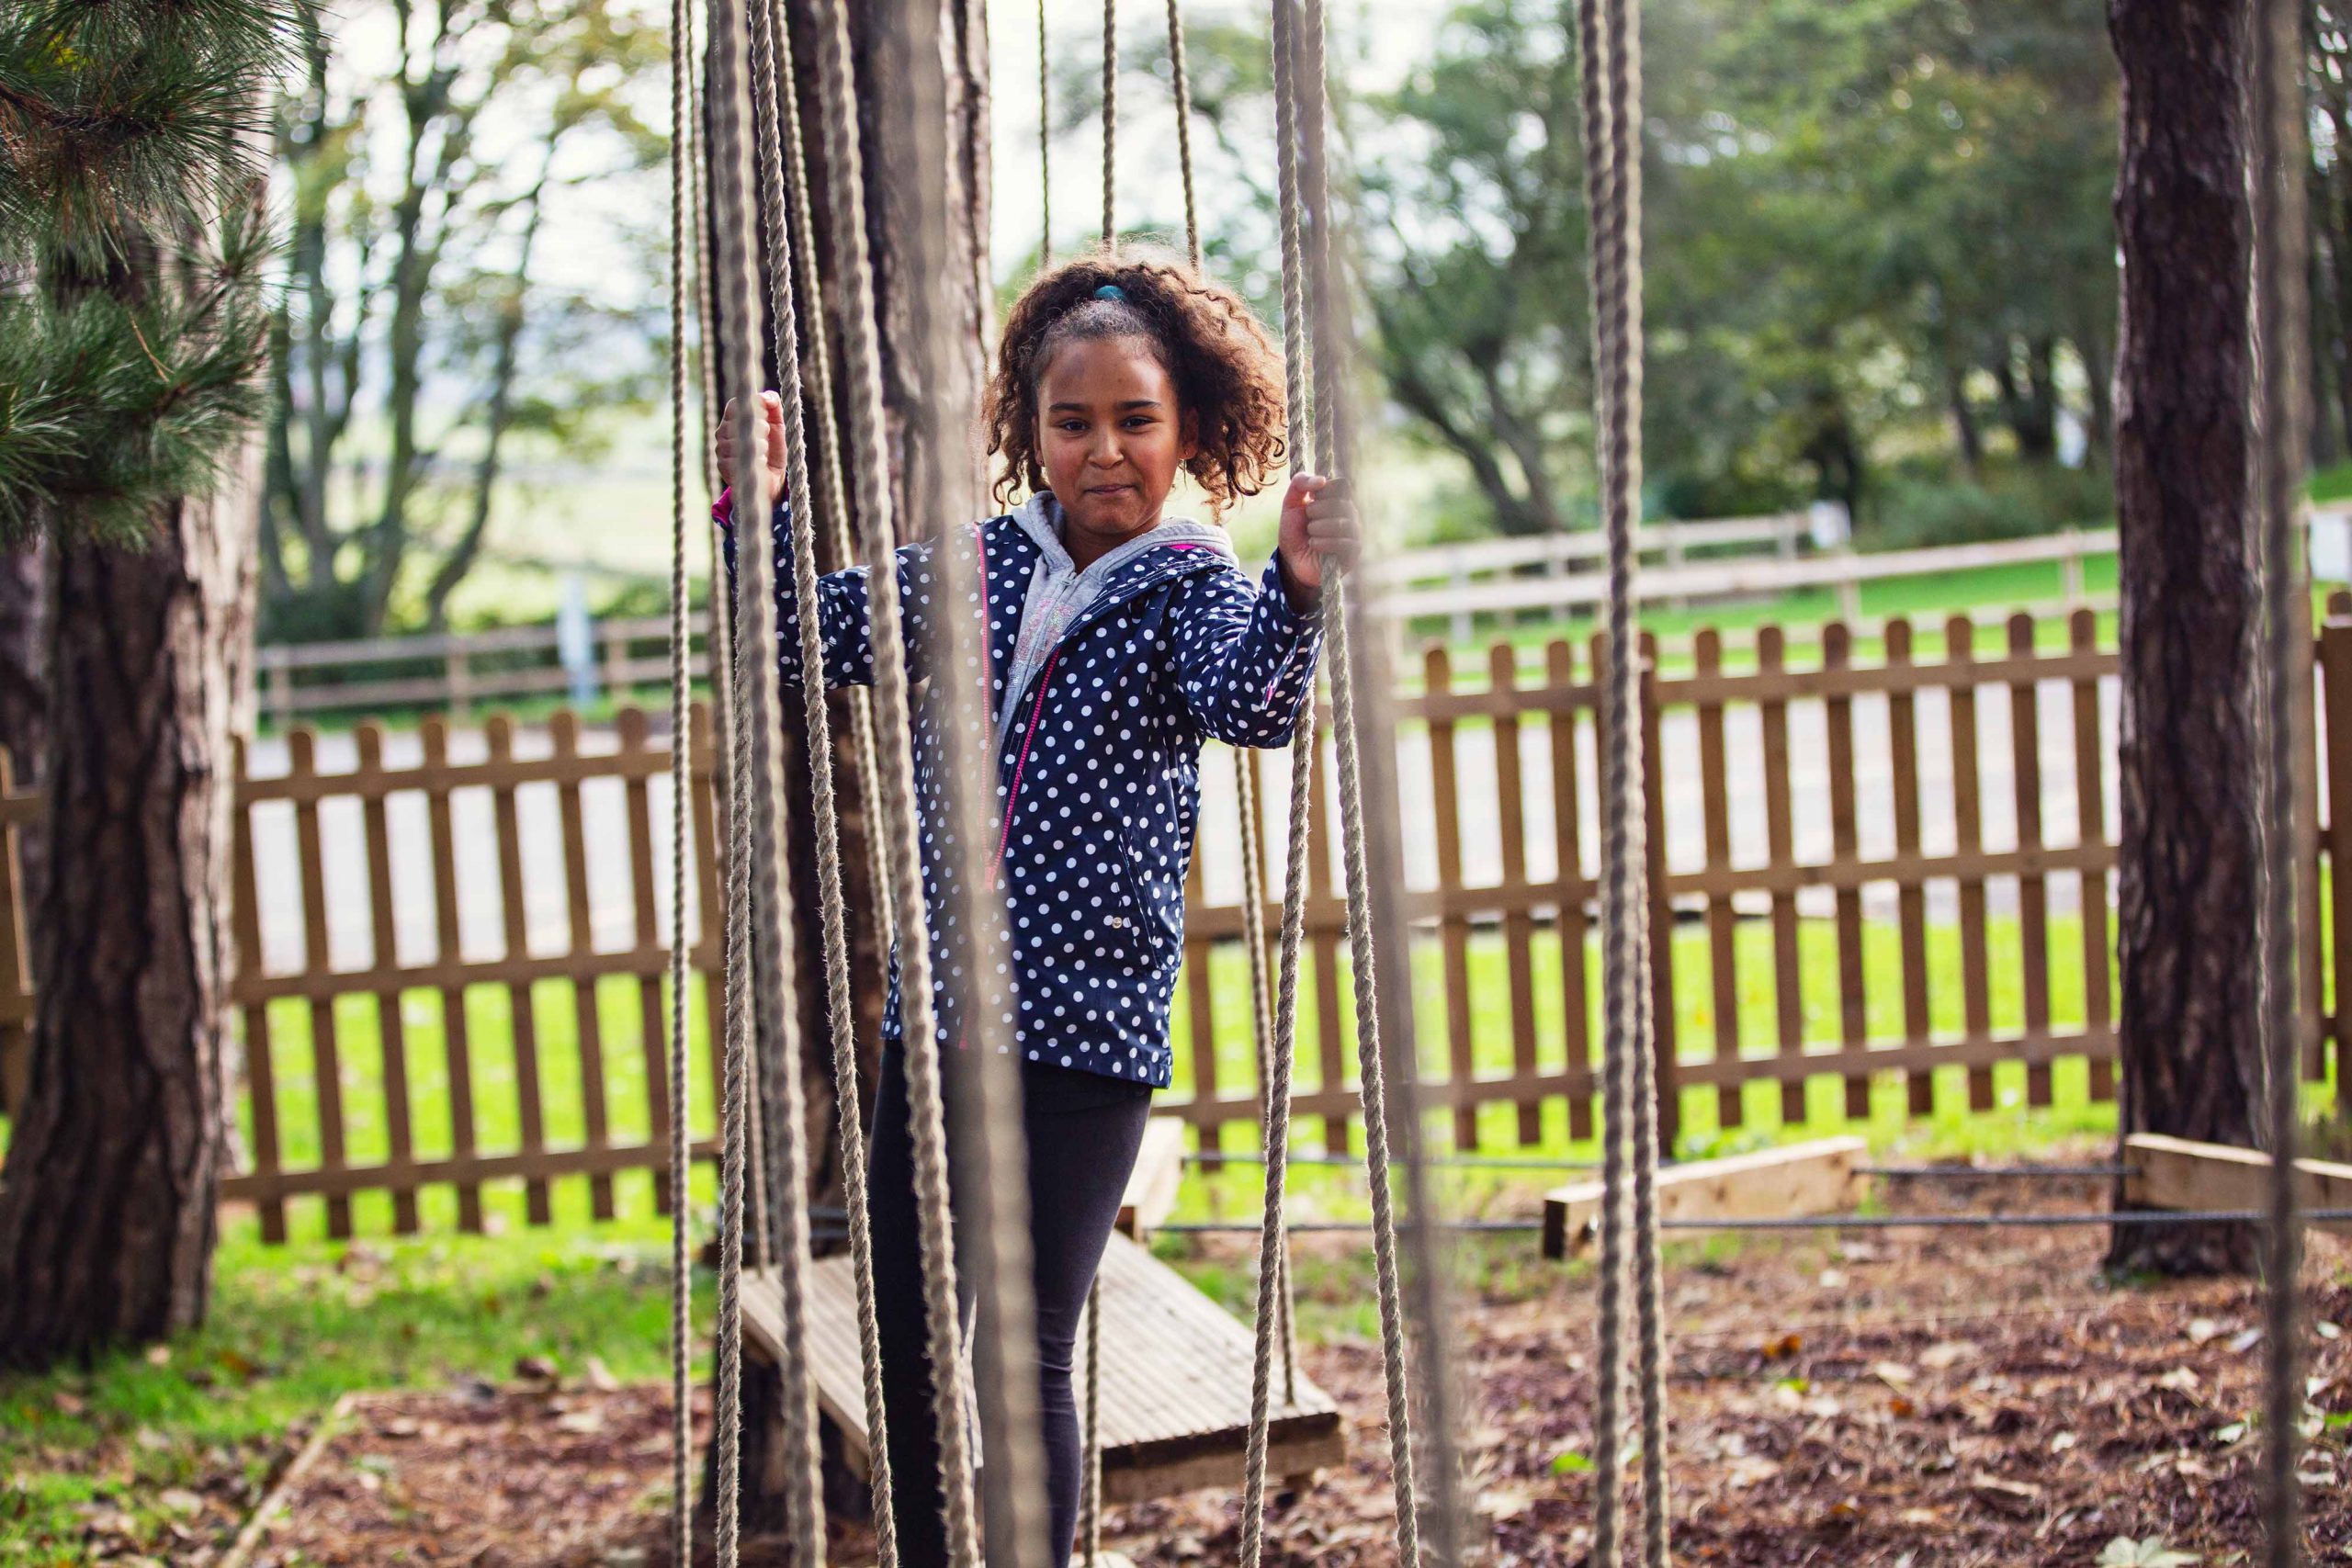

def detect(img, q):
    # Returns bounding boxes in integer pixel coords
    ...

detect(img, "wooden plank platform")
[1543,1136,1869,1258]
[741,1230,1346,1506]
[2124,1133,2352,1229]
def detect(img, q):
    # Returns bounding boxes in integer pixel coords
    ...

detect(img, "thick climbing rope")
[2252,0,2311,1561]
[665,0,695,1552]
[1576,0,1671,1554]
[760,0,898,959]
[742,0,902,1559]
[1039,0,1053,253]
[1288,0,1450,1557]
[1238,4,1319,1561]
[1102,0,1117,246]
[807,0,985,1558]
[706,0,831,1559]
[1164,0,1202,273]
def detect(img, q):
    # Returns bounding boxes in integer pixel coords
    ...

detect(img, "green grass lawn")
[0,1226,700,1564]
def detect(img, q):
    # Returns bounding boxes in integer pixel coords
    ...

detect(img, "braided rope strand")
[1102,0,1118,246]
[1600,0,1670,1555]
[748,0,899,1557]
[700,0,773,1554]
[1165,0,1202,270]
[1039,0,1053,254]
[666,0,695,1547]
[1574,0,1631,1556]
[2254,0,2312,1559]
[1239,696,1316,1568]
[808,0,984,1556]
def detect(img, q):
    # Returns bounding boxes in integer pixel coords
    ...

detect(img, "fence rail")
[3,598,2346,1241]
[248,526,2117,723]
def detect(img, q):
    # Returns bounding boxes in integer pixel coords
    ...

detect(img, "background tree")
[0,0,288,1368]
[264,0,668,641]
[2106,0,2269,1276]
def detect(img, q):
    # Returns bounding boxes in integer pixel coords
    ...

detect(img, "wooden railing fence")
[1,603,2347,1241]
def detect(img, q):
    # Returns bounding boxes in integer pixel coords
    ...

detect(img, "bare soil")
[233,1209,2352,1567]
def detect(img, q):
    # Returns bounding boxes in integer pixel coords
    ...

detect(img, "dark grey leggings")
[864,1045,1154,1566]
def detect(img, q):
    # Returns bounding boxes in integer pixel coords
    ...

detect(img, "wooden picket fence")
[1,604,2347,1241]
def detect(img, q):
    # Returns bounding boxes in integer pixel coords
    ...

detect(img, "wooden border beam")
[1543,1136,1869,1259]
[2123,1133,2352,1225]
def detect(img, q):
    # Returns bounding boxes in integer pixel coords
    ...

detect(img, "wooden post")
[0,752,27,1119]
[1640,630,1679,1157]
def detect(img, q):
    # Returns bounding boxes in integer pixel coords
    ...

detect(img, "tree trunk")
[2107,0,2265,1277]
[0,444,259,1367]
[702,0,989,1535]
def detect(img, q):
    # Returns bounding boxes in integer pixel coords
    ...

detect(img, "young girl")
[718,247,1357,1564]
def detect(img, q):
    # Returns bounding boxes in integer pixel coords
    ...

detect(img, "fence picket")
[1184,829,1220,1161]
[1886,619,1935,1115]
[1694,628,1743,1130]
[1947,616,1995,1113]
[2066,610,2115,1104]
[1307,722,1349,1154]
[288,729,352,1239]
[356,725,419,1234]
[1426,646,1478,1147]
[1821,624,1871,1118]
[1758,626,1805,1124]
[0,754,27,1122]
[1548,641,1596,1142]
[1641,629,1680,1154]
[549,711,616,1222]
[617,708,677,1215]
[420,718,484,1231]
[2007,615,2054,1109]
[230,737,287,1242]
[1490,644,1543,1145]
[485,716,552,1225]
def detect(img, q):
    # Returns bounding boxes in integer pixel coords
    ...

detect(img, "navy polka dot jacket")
[724,491,1324,1089]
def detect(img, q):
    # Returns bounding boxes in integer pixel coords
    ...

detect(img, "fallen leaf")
[1919,1341,1975,1371]
[132,1427,169,1452]
[156,1488,204,1517]
[2157,1367,2202,1395]
[1871,1361,1916,1388]
[1727,1455,1781,1487]
[1762,1332,1804,1359]
[2227,1327,2265,1354]
[1890,1394,1918,1418]
[2051,1431,2079,1453]
[514,1355,560,1384]
[555,1409,605,1436]
[142,1345,171,1367]
[2186,1318,2224,1347]
[50,1391,85,1416]
[582,1356,621,1393]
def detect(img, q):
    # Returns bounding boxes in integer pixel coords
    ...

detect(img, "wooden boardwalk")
[741,1230,1346,1506]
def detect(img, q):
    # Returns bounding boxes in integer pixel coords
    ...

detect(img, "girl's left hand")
[1277,472,1360,603]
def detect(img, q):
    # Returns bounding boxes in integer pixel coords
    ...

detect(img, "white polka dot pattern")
[726,502,1323,1088]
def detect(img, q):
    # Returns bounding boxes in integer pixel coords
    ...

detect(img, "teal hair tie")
[1092,283,1127,302]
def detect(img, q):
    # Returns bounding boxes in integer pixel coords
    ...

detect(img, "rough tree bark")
[701,0,989,1534]
[2106,0,2267,1276]
[0,450,258,1365]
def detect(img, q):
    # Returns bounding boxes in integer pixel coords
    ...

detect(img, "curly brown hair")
[984,245,1287,513]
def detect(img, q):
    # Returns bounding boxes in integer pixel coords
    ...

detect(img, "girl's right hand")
[716,390,788,503]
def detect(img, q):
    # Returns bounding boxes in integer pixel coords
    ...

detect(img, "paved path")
[242,675,2121,979]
